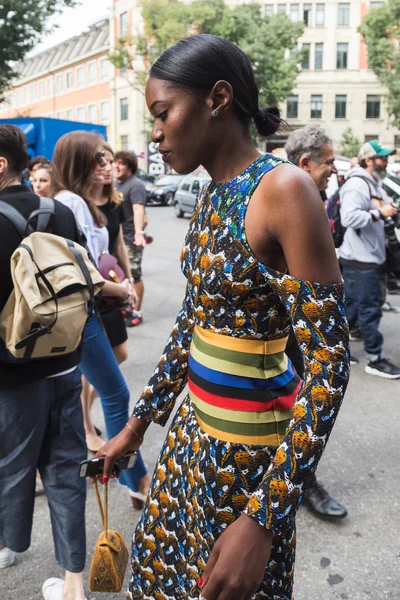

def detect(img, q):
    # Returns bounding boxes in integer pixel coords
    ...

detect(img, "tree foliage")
[0,0,76,96]
[338,128,362,158]
[109,0,305,108]
[359,0,400,127]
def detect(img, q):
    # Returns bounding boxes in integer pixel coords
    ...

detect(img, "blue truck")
[0,116,107,159]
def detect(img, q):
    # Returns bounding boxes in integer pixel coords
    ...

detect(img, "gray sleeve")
[340,179,378,229]
[128,179,147,206]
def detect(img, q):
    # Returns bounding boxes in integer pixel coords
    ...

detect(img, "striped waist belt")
[188,325,301,446]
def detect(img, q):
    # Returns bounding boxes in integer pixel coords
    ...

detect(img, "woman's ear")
[207,80,233,114]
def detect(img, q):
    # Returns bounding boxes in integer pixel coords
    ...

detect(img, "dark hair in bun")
[253,106,281,137]
[150,34,282,139]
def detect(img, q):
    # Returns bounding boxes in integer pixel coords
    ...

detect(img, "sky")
[34,0,111,54]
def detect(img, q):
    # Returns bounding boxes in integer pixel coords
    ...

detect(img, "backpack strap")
[346,175,374,199]
[0,200,33,237]
[66,239,96,313]
[26,197,55,233]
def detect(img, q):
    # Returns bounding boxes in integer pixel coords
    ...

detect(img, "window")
[181,182,191,192]
[264,5,274,17]
[76,66,85,88]
[315,43,323,69]
[336,43,348,69]
[366,95,381,118]
[55,111,63,120]
[277,4,287,13]
[100,58,109,81]
[66,71,73,90]
[303,3,312,26]
[31,84,37,101]
[120,97,128,121]
[47,77,53,97]
[192,180,200,194]
[338,3,350,26]
[100,100,109,125]
[88,104,97,123]
[56,73,63,93]
[335,95,347,119]
[370,2,384,9]
[290,4,299,21]
[38,81,45,98]
[365,135,377,142]
[66,109,74,121]
[286,95,298,118]
[88,62,97,85]
[394,135,400,148]
[120,11,129,36]
[302,44,310,69]
[120,135,129,150]
[315,3,325,25]
[311,95,322,119]
[77,106,85,122]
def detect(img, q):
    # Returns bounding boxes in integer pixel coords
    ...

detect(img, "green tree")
[110,0,305,108]
[359,0,400,127]
[338,128,362,158]
[0,0,76,97]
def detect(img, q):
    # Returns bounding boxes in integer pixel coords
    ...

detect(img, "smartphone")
[78,452,138,478]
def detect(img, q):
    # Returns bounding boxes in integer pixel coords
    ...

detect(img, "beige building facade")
[1,0,397,164]
[262,0,397,151]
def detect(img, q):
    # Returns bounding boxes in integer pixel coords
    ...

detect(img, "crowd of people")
[0,31,398,600]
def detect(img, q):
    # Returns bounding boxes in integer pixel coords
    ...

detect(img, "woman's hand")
[95,418,148,481]
[199,515,273,600]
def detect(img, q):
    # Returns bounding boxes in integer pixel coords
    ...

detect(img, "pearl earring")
[211,109,219,117]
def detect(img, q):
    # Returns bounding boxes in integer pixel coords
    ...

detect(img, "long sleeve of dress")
[243,273,350,536]
[132,284,196,425]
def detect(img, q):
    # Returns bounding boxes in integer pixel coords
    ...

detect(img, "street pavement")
[2,205,399,600]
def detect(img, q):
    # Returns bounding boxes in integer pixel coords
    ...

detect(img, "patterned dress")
[128,154,350,599]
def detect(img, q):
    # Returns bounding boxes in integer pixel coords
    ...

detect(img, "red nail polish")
[198,576,204,588]
[102,476,108,484]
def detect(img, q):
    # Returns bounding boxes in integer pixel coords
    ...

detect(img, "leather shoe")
[303,479,347,519]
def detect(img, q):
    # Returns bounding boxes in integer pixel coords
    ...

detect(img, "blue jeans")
[80,312,147,492]
[342,265,383,360]
[0,369,86,572]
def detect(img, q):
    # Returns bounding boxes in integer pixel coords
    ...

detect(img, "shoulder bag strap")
[93,479,109,539]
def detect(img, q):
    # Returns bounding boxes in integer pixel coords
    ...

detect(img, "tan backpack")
[0,198,104,361]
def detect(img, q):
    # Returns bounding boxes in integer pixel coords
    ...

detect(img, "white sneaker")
[0,547,15,568]
[42,578,88,600]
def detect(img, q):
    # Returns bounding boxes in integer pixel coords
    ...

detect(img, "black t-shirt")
[0,184,82,389]
[99,200,125,254]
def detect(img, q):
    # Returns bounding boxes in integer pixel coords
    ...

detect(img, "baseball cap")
[358,140,395,160]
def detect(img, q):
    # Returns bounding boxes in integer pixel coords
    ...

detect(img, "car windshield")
[156,175,183,187]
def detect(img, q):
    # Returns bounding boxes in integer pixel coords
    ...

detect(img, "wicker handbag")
[88,480,129,593]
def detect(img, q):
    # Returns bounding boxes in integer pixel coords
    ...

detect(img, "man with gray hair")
[284,125,347,520]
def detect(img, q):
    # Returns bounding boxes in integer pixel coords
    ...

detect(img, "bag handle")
[93,479,109,539]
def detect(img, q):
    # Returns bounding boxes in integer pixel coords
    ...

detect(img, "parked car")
[137,170,157,202]
[174,172,211,217]
[148,174,184,205]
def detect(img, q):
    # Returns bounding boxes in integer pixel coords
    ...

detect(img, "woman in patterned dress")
[97,34,350,600]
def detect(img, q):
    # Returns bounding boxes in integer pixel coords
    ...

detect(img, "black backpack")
[329,175,375,248]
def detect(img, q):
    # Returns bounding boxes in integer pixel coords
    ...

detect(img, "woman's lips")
[160,150,171,163]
